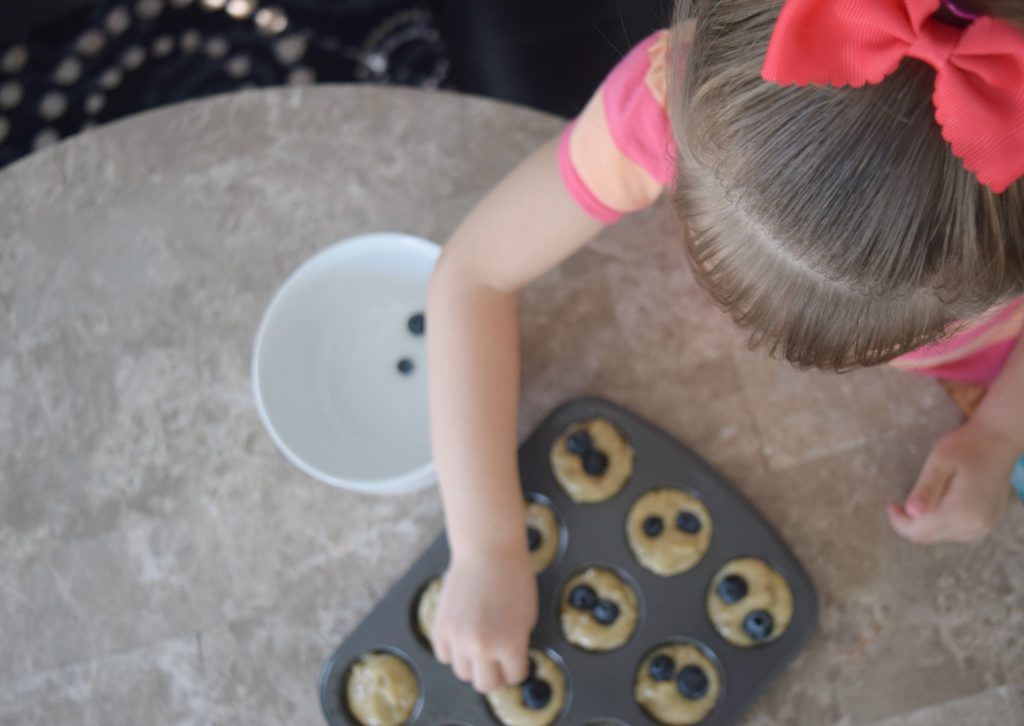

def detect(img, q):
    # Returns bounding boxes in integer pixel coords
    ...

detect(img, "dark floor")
[0,0,449,168]
[0,0,676,170]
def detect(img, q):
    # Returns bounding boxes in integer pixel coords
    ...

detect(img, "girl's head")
[668,0,1024,370]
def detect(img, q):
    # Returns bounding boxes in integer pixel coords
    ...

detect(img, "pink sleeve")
[557,30,678,223]
[890,298,1024,384]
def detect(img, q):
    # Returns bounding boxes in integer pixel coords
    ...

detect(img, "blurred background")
[0,0,672,169]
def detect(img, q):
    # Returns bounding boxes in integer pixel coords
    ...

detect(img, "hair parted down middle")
[666,0,1024,370]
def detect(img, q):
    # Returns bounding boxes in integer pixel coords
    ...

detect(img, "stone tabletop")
[1,86,1022,726]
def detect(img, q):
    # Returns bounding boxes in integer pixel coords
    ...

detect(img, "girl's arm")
[427,136,605,693]
[888,331,1024,543]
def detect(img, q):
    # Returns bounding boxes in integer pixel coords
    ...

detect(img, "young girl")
[425,0,1024,694]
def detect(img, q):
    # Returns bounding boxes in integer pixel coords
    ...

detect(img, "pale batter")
[525,499,560,572]
[345,652,419,726]
[550,418,634,503]
[560,566,639,651]
[486,649,566,726]
[634,643,721,725]
[706,558,793,647]
[626,488,712,576]
[415,576,443,644]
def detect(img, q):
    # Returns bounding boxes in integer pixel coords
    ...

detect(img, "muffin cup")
[321,397,818,725]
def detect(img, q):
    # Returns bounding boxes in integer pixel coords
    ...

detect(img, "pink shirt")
[558,30,1024,385]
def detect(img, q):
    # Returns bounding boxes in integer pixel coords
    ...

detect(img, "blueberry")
[743,609,774,641]
[592,599,620,625]
[582,449,609,476]
[521,678,552,710]
[396,357,415,375]
[566,430,593,454]
[407,312,425,335]
[676,665,709,699]
[675,511,702,534]
[642,516,664,537]
[526,526,542,552]
[568,584,597,610]
[716,574,748,604]
[648,654,675,682]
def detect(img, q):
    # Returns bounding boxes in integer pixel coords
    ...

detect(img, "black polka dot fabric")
[0,0,449,168]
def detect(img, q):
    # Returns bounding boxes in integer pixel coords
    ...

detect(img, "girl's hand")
[431,546,537,694]
[887,418,1017,544]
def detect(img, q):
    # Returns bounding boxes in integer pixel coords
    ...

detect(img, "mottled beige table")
[1,86,1022,726]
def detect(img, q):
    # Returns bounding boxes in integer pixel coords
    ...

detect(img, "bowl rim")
[251,231,440,495]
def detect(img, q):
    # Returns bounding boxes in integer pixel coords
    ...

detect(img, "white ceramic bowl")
[252,232,440,494]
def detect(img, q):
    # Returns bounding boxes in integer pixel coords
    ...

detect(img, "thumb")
[904,451,955,517]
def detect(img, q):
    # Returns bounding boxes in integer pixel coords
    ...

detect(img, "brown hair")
[668,0,1024,370]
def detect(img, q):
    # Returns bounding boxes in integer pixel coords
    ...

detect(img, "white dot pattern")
[1,45,29,75]
[0,81,23,110]
[105,7,132,36]
[0,1,451,166]
[39,91,68,121]
[53,57,83,86]
[225,54,251,79]
[274,35,306,65]
[33,128,60,150]
[204,36,229,59]
[151,35,175,57]
[287,66,315,85]
[76,30,106,57]
[121,46,147,70]
[135,0,164,20]
[255,7,288,35]
[180,30,202,54]
[85,92,106,115]
[100,68,123,90]
[225,0,255,19]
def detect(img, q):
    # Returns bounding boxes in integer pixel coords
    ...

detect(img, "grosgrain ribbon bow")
[761,0,1024,193]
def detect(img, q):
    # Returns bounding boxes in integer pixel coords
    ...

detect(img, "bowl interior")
[254,233,439,492]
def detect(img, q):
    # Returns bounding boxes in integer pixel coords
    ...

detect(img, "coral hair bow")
[761,0,1024,193]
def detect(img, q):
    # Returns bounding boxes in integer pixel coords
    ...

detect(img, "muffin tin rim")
[320,396,820,726]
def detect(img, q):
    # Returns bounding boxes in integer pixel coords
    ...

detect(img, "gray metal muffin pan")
[321,397,818,725]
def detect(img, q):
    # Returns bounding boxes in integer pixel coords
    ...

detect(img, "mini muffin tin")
[321,397,818,725]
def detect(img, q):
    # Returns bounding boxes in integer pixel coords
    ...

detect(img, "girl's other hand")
[887,418,1017,544]
[431,545,537,694]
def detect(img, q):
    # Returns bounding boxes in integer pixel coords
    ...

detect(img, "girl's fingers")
[453,653,474,683]
[904,452,955,517]
[471,659,504,694]
[886,502,913,532]
[433,635,452,665]
[498,648,530,687]
[887,502,938,543]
